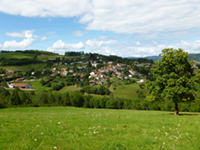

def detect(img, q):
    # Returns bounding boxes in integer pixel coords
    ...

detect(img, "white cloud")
[86,38,117,49]
[1,1,200,36]
[0,0,92,18]
[136,41,141,46]
[72,31,87,37]
[181,40,200,53]
[153,41,157,44]
[46,31,56,34]
[47,40,84,52]
[85,0,200,35]
[41,36,48,41]
[1,30,36,49]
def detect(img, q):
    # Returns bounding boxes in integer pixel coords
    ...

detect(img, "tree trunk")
[174,101,179,115]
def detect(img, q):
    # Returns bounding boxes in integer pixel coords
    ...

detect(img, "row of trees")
[1,87,200,112]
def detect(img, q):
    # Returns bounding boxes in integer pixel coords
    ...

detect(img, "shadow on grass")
[168,113,199,116]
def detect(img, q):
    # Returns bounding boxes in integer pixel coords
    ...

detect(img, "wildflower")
[34,139,37,141]
[41,132,43,135]
[58,122,61,125]
[36,125,39,127]
[178,124,180,126]
[163,142,165,145]
[163,126,165,128]
[169,128,172,130]
[53,146,57,149]
[1,125,3,127]
[158,130,160,132]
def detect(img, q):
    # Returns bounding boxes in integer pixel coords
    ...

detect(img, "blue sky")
[0,0,200,57]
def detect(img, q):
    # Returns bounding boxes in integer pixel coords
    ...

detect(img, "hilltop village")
[0,50,155,90]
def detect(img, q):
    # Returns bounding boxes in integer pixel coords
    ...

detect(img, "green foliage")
[146,48,200,114]
[10,87,21,105]
[69,91,84,107]
[139,83,145,89]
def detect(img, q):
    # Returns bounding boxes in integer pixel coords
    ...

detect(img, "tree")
[146,48,200,115]
[10,87,21,105]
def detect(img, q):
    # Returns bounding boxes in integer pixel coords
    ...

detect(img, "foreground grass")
[0,107,199,150]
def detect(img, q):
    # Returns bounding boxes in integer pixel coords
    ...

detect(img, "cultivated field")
[0,107,199,150]
[0,52,37,59]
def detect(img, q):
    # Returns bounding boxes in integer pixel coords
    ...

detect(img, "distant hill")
[127,53,200,63]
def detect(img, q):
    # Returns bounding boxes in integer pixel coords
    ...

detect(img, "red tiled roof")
[13,83,29,86]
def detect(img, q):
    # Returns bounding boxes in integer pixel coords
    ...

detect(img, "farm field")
[0,63,47,71]
[36,54,64,60]
[0,107,199,150]
[0,52,37,59]
[111,83,149,99]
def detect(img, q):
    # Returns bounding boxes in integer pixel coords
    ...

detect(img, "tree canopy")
[146,48,200,115]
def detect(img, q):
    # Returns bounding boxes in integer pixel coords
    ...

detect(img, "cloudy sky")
[0,0,200,57]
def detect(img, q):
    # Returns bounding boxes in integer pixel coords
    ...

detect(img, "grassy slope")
[0,107,199,150]
[0,63,47,71]
[59,85,81,93]
[112,83,149,99]
[37,54,64,60]
[0,52,37,59]
[28,80,52,93]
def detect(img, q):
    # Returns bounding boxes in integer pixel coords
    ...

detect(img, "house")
[61,71,68,76]
[108,61,113,65]
[0,74,5,77]
[17,78,25,81]
[7,75,13,78]
[10,83,32,89]
[137,79,146,84]
[92,63,98,67]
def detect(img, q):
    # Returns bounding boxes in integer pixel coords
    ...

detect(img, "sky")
[0,0,200,57]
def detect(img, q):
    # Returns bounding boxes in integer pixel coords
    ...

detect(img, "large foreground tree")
[146,48,200,115]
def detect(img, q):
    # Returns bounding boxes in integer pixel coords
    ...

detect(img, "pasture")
[0,63,47,71]
[0,107,199,150]
[111,83,149,99]
[36,54,64,60]
[0,52,37,59]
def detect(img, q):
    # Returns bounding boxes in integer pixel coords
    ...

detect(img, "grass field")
[0,63,47,71]
[37,54,64,60]
[111,83,149,99]
[0,107,199,150]
[59,85,81,93]
[29,80,52,93]
[0,52,37,59]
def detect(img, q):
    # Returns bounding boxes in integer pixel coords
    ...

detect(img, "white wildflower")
[34,139,37,141]
[163,142,165,145]
[41,132,43,135]
[54,146,57,149]
[58,122,61,125]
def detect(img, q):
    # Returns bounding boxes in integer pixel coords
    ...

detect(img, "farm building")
[9,83,32,89]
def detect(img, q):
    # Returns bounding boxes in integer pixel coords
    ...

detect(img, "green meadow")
[0,63,47,71]
[0,52,37,59]
[59,85,81,93]
[28,80,52,93]
[111,83,149,99]
[36,54,64,60]
[0,107,199,150]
